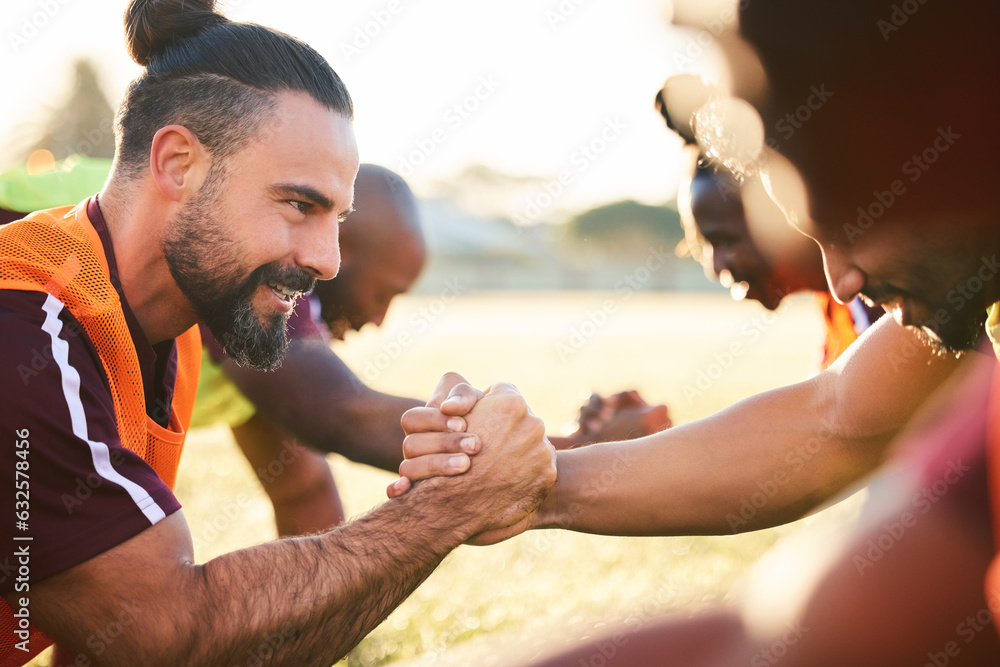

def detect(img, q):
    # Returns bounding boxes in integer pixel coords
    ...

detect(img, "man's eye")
[289,201,310,214]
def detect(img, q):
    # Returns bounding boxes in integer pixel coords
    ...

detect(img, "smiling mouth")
[871,296,909,326]
[267,282,301,303]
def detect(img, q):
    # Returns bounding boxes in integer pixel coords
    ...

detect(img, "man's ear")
[148,125,211,202]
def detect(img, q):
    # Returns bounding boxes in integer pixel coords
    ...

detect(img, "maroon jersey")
[0,200,180,593]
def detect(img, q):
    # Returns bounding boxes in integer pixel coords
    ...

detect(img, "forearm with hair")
[182,494,460,666]
[44,480,476,667]
[30,383,552,666]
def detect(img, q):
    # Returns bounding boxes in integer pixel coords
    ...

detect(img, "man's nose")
[822,244,865,304]
[297,216,341,281]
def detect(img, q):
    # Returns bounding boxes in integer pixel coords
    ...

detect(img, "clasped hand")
[388,372,557,544]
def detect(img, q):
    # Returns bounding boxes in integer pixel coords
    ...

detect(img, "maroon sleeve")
[0,289,181,593]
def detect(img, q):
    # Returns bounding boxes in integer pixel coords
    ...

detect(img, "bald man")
[312,164,426,340]
[194,164,667,536]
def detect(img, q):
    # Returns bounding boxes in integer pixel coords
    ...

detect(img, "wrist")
[392,475,488,546]
[529,451,571,530]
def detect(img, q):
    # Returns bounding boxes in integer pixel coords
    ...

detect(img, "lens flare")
[730,281,750,301]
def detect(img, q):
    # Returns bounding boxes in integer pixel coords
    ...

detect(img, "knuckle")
[400,409,419,432]
[496,395,528,419]
[528,415,546,442]
[443,434,462,452]
[401,434,419,458]
[544,461,558,486]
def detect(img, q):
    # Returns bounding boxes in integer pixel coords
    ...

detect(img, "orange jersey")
[0,202,200,665]
[816,292,875,369]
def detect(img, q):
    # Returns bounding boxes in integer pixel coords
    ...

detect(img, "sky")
[0,0,728,218]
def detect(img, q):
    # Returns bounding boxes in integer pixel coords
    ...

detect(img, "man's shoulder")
[0,288,107,395]
[0,285,181,591]
[0,288,94,343]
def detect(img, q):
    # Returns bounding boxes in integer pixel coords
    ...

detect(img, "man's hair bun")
[124,0,228,66]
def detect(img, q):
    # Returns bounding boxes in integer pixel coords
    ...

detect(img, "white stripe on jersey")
[40,293,166,525]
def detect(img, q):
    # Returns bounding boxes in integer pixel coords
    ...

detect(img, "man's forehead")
[245,95,358,209]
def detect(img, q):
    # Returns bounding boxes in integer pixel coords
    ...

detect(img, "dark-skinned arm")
[223,337,422,472]
[231,412,346,535]
[532,317,963,536]
[224,338,661,476]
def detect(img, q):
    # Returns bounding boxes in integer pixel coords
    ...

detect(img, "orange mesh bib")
[0,201,201,665]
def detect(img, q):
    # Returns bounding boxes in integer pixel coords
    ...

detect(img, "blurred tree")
[564,199,684,260]
[27,58,116,161]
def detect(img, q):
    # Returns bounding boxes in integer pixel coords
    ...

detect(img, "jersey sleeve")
[0,290,181,593]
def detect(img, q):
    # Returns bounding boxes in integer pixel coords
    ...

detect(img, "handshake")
[386,373,670,545]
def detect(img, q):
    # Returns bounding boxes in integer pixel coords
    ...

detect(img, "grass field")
[32,291,867,666]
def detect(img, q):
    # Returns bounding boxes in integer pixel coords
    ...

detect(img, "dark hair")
[114,0,353,180]
[653,75,709,147]
[654,79,724,182]
[739,0,1000,220]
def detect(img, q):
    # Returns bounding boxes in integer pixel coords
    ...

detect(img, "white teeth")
[269,284,298,299]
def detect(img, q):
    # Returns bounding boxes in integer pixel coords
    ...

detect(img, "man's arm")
[13,379,555,666]
[562,390,672,447]
[399,317,963,537]
[231,412,346,535]
[224,337,422,472]
[533,316,961,536]
[225,337,668,475]
[525,356,1000,666]
[525,494,998,667]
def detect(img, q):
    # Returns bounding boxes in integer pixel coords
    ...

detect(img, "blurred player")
[657,76,881,369]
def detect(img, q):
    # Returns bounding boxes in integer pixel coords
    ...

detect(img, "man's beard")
[912,308,988,356]
[320,302,355,340]
[162,171,315,370]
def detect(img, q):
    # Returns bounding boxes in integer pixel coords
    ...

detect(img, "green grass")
[31,291,864,666]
